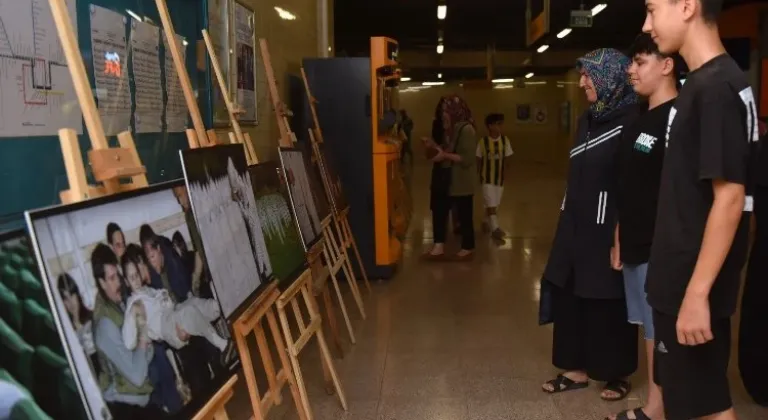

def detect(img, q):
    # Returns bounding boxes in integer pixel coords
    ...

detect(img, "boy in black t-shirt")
[609,33,678,420]
[643,1,759,419]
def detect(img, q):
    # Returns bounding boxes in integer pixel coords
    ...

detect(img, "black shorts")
[653,310,733,420]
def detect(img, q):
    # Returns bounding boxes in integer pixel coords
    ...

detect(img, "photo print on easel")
[279,146,331,250]
[247,162,307,289]
[25,181,239,420]
[181,144,272,320]
[0,230,88,420]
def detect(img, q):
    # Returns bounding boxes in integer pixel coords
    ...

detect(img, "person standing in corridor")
[608,33,680,420]
[643,1,759,419]
[541,48,640,403]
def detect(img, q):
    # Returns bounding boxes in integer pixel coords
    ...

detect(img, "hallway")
[243,161,768,420]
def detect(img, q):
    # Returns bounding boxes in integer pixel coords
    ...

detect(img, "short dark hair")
[106,222,122,245]
[121,243,147,274]
[629,33,685,82]
[696,0,723,23]
[139,224,159,249]
[485,113,505,127]
[91,243,118,283]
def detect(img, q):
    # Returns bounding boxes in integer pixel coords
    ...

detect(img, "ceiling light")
[525,81,547,85]
[400,77,412,82]
[437,5,447,20]
[274,6,297,20]
[591,4,607,16]
[492,78,515,83]
[328,46,332,52]
[525,72,534,79]
[126,9,142,22]
[494,84,514,89]
[423,81,445,86]
[557,28,572,38]
[437,73,442,79]
[437,44,444,54]
[537,45,549,53]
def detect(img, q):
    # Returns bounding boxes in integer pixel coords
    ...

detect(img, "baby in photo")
[120,254,229,353]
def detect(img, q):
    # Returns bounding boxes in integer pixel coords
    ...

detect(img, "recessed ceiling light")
[400,77,412,82]
[525,72,534,79]
[437,44,444,54]
[274,6,297,20]
[537,45,549,53]
[423,81,445,86]
[438,73,442,79]
[437,5,447,20]
[557,28,572,39]
[492,78,515,83]
[591,4,607,16]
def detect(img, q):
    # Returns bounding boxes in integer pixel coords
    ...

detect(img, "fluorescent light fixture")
[525,81,547,85]
[437,44,444,54]
[126,9,142,21]
[537,44,549,53]
[492,78,515,83]
[422,81,445,86]
[494,84,515,89]
[437,5,447,20]
[591,4,607,16]
[438,73,442,79]
[525,72,534,79]
[557,28,572,38]
[274,6,297,20]
[400,77,412,82]
[557,84,565,88]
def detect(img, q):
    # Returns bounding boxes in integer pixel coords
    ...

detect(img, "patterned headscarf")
[577,48,637,121]
[437,94,474,148]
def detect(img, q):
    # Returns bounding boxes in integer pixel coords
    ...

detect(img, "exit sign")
[570,10,593,28]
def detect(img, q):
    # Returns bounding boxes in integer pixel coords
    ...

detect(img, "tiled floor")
[226,160,768,420]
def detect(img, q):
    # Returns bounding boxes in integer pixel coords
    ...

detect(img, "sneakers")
[491,228,506,241]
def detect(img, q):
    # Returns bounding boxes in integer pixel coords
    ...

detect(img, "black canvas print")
[248,162,307,288]
[279,147,331,250]
[316,143,349,213]
[0,229,88,420]
[181,145,272,320]
[25,181,239,420]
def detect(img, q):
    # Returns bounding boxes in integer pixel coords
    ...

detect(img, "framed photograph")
[0,229,88,420]
[25,180,239,420]
[516,104,531,123]
[248,162,307,289]
[180,145,272,321]
[278,146,330,250]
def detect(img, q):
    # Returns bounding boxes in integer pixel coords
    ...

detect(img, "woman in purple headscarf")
[540,48,641,402]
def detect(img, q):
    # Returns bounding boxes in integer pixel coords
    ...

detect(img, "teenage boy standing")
[476,113,513,240]
[643,1,759,420]
[609,33,678,420]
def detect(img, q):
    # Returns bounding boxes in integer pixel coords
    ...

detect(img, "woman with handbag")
[540,48,641,402]
[424,94,477,261]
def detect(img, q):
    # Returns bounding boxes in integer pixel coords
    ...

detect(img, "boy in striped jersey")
[476,113,513,240]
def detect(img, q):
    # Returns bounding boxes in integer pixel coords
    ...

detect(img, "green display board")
[0,0,212,230]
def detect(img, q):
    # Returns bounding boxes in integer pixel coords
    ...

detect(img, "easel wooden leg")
[191,375,238,420]
[266,308,309,420]
[277,304,314,420]
[342,215,373,293]
[319,245,356,345]
[325,223,366,320]
[321,284,344,357]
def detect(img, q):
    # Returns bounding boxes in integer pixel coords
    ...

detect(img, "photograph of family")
[27,182,238,420]
[279,147,330,249]
[181,145,272,319]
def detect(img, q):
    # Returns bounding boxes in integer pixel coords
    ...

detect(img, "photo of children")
[26,182,238,420]
[181,145,272,319]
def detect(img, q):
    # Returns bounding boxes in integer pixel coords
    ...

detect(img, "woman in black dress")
[541,48,641,402]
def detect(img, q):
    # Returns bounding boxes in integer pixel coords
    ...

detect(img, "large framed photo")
[278,146,331,250]
[247,162,307,289]
[0,229,88,420]
[180,145,273,321]
[25,181,239,420]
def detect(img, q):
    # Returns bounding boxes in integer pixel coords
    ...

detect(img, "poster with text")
[130,20,162,133]
[90,5,131,135]
[164,33,188,133]
[234,2,257,123]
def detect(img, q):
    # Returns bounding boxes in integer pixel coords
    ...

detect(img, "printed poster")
[164,33,188,133]
[234,2,256,123]
[90,5,131,135]
[130,20,162,133]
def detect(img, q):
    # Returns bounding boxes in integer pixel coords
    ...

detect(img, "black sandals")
[542,374,589,394]
[601,379,632,401]
[606,408,652,420]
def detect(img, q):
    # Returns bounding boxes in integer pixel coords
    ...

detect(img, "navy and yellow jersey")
[476,135,514,185]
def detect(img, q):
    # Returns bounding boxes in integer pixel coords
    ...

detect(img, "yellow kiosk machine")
[302,37,407,279]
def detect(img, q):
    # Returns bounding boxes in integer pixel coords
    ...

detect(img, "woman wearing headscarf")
[541,48,641,402]
[424,94,477,261]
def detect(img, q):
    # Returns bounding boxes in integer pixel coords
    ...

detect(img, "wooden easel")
[201,29,258,165]
[260,38,365,325]
[300,69,373,294]
[259,38,348,418]
[47,0,236,419]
